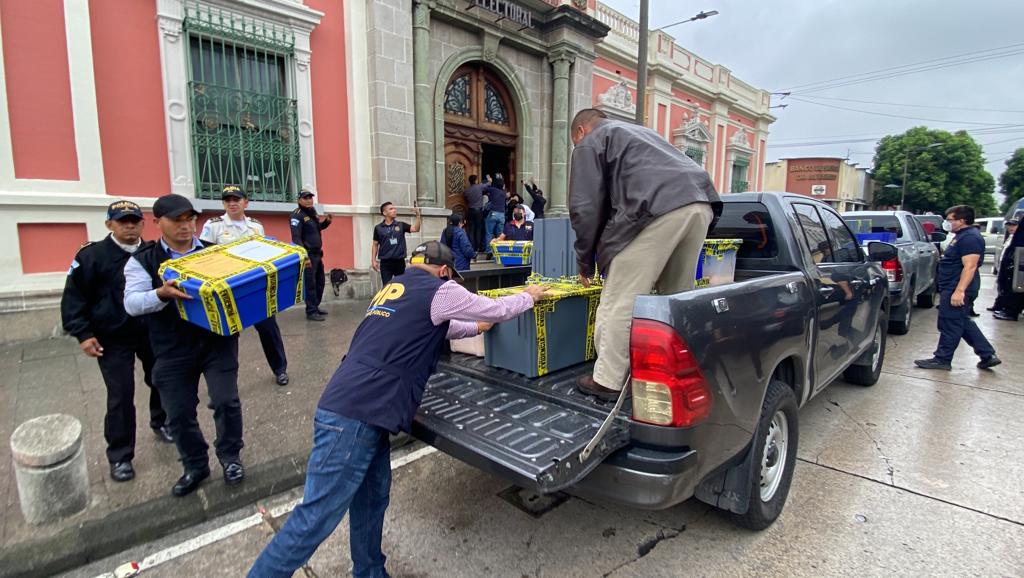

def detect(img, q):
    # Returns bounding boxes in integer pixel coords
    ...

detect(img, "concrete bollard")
[10,414,90,525]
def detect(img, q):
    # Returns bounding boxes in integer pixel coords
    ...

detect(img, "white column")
[155,0,194,196]
[293,29,317,193]
[344,0,374,270]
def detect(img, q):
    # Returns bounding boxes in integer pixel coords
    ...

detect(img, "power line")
[794,94,1024,114]
[787,96,1016,126]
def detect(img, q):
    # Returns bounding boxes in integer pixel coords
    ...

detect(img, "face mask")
[942,220,953,232]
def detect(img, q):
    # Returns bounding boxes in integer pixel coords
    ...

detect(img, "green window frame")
[684,145,704,165]
[731,159,749,193]
[183,2,300,202]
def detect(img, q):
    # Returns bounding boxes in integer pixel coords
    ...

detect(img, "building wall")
[764,157,872,212]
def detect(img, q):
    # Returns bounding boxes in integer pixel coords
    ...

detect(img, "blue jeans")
[485,211,505,251]
[248,409,392,578]
[933,292,995,362]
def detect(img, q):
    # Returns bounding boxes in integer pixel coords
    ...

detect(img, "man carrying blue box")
[498,206,534,241]
[568,108,722,401]
[124,194,246,497]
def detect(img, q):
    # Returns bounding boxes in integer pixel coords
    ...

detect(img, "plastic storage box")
[855,232,898,245]
[531,217,578,278]
[694,239,741,288]
[159,237,307,336]
[491,240,533,266]
[480,278,601,378]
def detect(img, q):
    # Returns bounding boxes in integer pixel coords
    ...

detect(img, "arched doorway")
[442,63,518,215]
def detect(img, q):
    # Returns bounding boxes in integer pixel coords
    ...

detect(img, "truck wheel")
[916,278,936,309]
[731,379,799,531]
[888,299,911,335]
[844,317,887,386]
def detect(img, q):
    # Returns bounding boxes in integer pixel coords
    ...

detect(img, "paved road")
[62,275,1024,577]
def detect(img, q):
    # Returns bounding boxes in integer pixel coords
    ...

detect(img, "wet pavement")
[9,274,1024,577]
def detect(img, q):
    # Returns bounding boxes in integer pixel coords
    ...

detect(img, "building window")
[444,75,472,117]
[731,160,749,193]
[183,3,300,202]
[484,81,509,125]
[684,145,705,166]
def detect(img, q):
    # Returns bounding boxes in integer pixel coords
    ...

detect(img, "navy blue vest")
[318,268,450,433]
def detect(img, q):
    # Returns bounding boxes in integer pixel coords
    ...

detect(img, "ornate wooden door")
[444,139,478,215]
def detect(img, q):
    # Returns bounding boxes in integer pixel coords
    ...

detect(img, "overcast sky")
[601,0,1024,198]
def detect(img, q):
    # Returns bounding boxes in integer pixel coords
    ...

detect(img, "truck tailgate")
[412,355,631,494]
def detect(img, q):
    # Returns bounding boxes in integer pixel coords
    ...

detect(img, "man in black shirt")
[61,201,172,483]
[463,175,487,253]
[526,178,546,220]
[483,175,508,259]
[371,201,422,285]
[290,189,333,321]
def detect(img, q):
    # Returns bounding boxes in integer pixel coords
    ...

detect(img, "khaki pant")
[592,203,714,390]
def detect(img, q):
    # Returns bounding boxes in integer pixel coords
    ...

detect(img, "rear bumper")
[567,446,701,510]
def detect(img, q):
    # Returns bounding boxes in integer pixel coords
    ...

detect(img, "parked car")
[413,193,895,532]
[842,211,941,334]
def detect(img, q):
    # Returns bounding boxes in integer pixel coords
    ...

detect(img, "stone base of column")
[11,414,90,525]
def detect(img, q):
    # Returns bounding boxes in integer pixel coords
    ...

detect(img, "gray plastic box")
[531,218,578,278]
[483,294,592,378]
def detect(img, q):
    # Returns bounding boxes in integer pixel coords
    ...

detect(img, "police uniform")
[200,212,288,383]
[931,224,997,364]
[290,195,331,318]
[60,201,170,481]
[373,219,413,285]
[501,220,534,241]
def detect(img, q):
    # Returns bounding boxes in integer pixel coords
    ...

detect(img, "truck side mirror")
[930,231,947,243]
[867,241,897,262]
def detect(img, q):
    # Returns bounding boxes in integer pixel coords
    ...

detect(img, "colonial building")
[763,157,874,212]
[0,0,773,341]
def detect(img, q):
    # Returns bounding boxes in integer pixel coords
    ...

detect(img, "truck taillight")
[882,258,903,283]
[630,319,711,427]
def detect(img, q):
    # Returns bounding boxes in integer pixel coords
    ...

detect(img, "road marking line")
[91,445,439,577]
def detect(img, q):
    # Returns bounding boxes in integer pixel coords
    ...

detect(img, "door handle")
[819,286,836,297]
[850,280,866,288]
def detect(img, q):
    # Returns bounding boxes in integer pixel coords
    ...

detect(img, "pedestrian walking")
[200,185,290,386]
[124,194,246,497]
[439,213,475,271]
[568,108,721,401]
[915,205,1001,370]
[463,175,488,253]
[525,178,546,220]
[61,200,172,483]
[248,241,550,578]
[483,174,507,258]
[291,189,332,322]
[371,201,422,286]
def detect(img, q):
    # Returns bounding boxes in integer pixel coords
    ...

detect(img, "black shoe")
[969,309,980,317]
[153,425,174,444]
[978,356,1002,369]
[276,372,289,386]
[986,306,996,311]
[316,309,329,316]
[110,461,135,482]
[993,311,1018,321]
[171,468,210,497]
[575,374,621,402]
[222,461,245,486]
[307,313,326,322]
[914,358,952,370]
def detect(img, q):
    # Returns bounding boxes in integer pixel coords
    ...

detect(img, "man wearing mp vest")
[249,241,550,577]
[200,185,289,386]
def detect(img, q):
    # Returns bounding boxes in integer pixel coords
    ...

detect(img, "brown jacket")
[568,120,721,276]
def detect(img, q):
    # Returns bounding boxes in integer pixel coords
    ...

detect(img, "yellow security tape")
[198,282,226,335]
[212,279,243,335]
[533,301,556,376]
[585,293,600,361]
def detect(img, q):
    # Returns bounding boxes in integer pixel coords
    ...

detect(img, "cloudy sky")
[601,0,1024,198]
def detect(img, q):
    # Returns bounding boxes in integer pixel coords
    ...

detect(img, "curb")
[1,453,309,578]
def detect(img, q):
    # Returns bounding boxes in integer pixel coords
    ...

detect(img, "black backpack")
[330,268,348,296]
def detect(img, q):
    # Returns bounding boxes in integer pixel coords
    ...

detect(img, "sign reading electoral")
[474,0,532,28]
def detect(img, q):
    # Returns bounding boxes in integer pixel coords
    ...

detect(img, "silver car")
[842,211,941,335]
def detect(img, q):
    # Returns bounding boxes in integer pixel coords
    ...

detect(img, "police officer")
[248,242,550,576]
[124,194,245,497]
[915,205,1001,371]
[61,201,172,483]
[290,189,332,321]
[371,201,422,285]
[200,185,289,386]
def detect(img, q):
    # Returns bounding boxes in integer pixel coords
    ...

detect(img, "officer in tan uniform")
[200,185,289,386]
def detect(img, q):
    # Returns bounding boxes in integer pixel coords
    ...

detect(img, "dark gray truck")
[412,193,895,530]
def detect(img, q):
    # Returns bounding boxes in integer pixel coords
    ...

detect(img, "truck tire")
[888,298,911,335]
[916,277,937,309]
[731,379,799,531]
[844,316,887,386]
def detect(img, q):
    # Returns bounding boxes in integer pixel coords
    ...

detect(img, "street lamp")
[895,143,943,210]
[635,4,719,125]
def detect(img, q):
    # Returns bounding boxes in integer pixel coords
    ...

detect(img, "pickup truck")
[413,193,895,530]
[841,211,942,335]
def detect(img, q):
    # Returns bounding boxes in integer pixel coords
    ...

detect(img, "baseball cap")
[152,194,200,219]
[222,185,246,200]
[106,200,144,221]
[298,188,315,198]
[410,241,463,281]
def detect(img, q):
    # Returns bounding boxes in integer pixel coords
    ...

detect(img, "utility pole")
[634,0,649,125]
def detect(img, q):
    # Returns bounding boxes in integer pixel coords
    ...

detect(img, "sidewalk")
[0,298,371,577]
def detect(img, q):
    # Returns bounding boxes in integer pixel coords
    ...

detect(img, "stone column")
[11,414,90,525]
[549,51,576,215]
[412,1,435,207]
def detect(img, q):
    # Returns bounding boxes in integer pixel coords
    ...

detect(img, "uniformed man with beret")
[200,185,289,386]
[61,200,173,483]
[290,189,332,321]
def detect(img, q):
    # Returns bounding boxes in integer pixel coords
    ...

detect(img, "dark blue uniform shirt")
[373,220,412,260]
[937,226,985,295]
[485,186,506,214]
[502,221,534,241]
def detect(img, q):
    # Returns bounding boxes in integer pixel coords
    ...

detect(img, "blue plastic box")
[856,232,897,245]
[491,240,533,266]
[159,238,306,336]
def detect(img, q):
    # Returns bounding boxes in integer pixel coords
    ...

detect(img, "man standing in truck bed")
[568,108,721,401]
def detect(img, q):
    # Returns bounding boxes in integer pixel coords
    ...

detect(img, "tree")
[998,148,1024,216]
[871,127,997,215]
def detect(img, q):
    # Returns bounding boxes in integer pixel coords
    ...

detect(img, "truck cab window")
[793,204,833,264]
[820,209,862,263]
